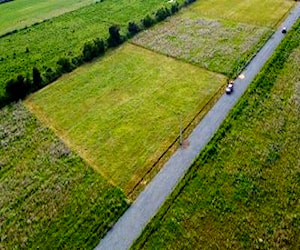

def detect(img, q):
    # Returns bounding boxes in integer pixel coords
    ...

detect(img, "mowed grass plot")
[132,16,271,76]
[0,102,128,249]
[26,44,226,193]
[133,25,300,249]
[0,0,180,98]
[187,0,295,27]
[0,0,93,36]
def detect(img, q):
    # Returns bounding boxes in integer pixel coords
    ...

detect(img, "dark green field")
[0,103,129,249]
[132,20,300,249]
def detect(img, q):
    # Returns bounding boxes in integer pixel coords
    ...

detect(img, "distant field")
[0,102,128,249]
[26,44,226,193]
[0,0,182,98]
[187,0,294,27]
[133,22,300,249]
[132,17,271,76]
[0,0,93,36]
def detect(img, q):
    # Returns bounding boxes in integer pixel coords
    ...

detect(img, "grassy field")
[132,21,300,249]
[26,43,226,194]
[0,0,93,36]
[132,16,271,76]
[187,0,295,27]
[0,0,182,99]
[0,102,129,249]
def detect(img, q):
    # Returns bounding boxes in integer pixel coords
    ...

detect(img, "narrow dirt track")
[96,4,300,250]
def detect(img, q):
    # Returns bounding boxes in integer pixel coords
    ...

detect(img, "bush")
[32,67,42,88]
[43,67,61,84]
[142,15,155,28]
[107,25,123,47]
[94,38,105,55]
[155,8,171,22]
[5,75,30,100]
[127,22,141,36]
[82,42,96,62]
[171,3,179,14]
[57,57,73,73]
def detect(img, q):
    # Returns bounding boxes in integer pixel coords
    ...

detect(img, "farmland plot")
[187,0,295,27]
[0,103,128,249]
[26,44,226,194]
[0,0,94,36]
[132,17,271,76]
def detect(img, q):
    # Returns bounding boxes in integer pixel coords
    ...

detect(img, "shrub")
[94,38,105,55]
[155,8,171,22]
[142,15,155,28]
[171,3,179,14]
[32,67,42,88]
[5,75,30,100]
[128,22,141,36]
[57,57,73,73]
[107,25,123,47]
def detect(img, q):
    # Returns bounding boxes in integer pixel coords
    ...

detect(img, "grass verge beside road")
[132,19,300,250]
[0,103,129,249]
[26,43,226,194]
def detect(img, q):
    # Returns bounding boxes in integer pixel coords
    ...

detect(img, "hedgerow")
[0,0,197,108]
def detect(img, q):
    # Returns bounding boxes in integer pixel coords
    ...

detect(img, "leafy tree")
[107,25,122,47]
[128,22,140,36]
[32,67,42,87]
[142,15,155,28]
[155,8,170,22]
[57,57,73,73]
[82,42,95,62]
[94,38,105,55]
[5,75,28,99]
[171,3,179,14]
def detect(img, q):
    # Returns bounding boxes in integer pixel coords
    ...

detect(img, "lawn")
[0,0,93,36]
[0,0,182,99]
[0,102,129,249]
[132,21,300,249]
[132,16,271,76]
[187,0,295,27]
[26,43,226,194]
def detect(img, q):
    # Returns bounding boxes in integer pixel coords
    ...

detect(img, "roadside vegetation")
[0,0,93,36]
[132,20,300,249]
[133,16,271,77]
[0,102,129,249]
[26,43,226,194]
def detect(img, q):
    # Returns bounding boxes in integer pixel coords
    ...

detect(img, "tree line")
[1,0,197,107]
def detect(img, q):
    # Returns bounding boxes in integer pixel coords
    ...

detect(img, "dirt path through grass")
[95,4,300,250]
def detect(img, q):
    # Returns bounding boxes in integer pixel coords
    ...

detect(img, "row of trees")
[1,0,197,107]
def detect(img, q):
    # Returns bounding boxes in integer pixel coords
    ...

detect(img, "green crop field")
[187,0,295,27]
[132,22,300,249]
[0,0,93,36]
[26,43,226,194]
[132,16,272,76]
[0,0,182,100]
[0,102,129,249]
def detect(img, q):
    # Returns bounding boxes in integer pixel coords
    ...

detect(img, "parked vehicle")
[282,27,287,34]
